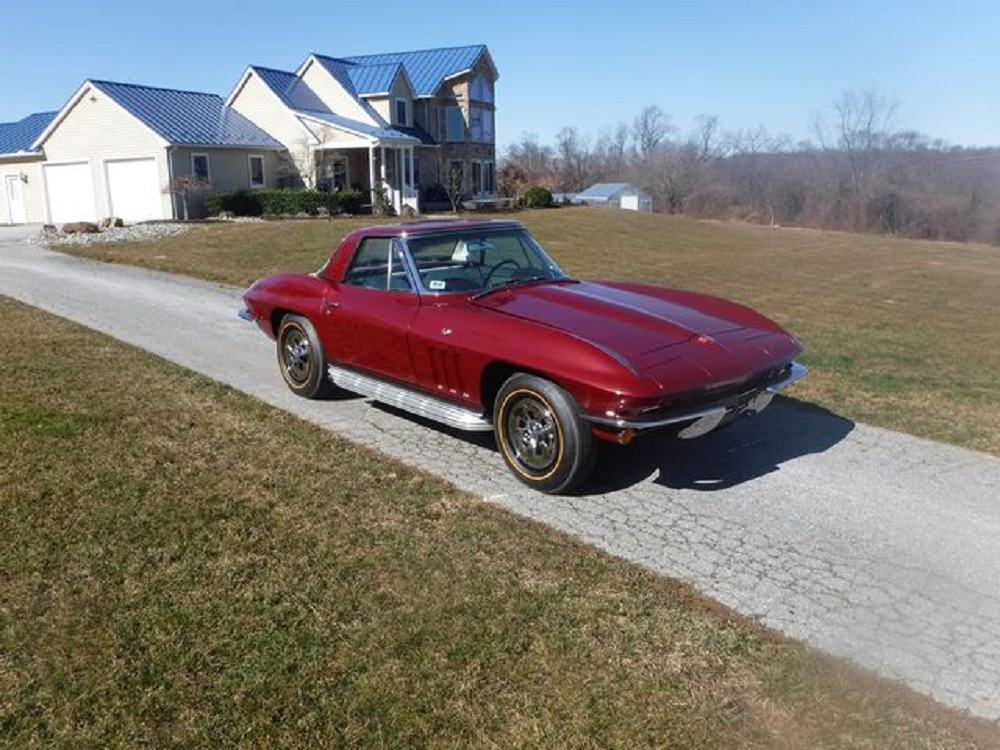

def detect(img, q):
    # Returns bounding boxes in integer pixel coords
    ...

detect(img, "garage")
[106,157,164,222]
[43,162,97,224]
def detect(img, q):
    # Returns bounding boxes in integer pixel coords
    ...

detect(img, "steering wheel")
[482,259,521,288]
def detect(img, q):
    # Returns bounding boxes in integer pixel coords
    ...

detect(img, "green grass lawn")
[65,208,1000,456]
[3,296,998,747]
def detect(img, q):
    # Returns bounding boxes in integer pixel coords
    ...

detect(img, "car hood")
[472,280,799,382]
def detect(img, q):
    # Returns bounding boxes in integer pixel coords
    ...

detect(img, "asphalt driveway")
[2,225,998,721]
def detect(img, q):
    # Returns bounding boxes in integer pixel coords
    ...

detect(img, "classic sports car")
[240,219,805,493]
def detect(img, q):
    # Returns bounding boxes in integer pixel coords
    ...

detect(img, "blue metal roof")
[0,111,57,155]
[309,56,361,97]
[342,45,488,97]
[89,80,282,149]
[299,111,418,143]
[346,62,404,95]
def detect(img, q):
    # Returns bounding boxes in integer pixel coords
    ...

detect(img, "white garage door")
[44,162,97,224]
[107,158,163,222]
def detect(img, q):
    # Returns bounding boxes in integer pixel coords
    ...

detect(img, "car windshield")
[404,227,569,295]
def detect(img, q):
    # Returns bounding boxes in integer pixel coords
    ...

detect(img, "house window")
[470,107,494,143]
[249,155,265,189]
[192,153,210,181]
[472,161,495,197]
[470,74,493,103]
[395,98,408,126]
[446,106,465,143]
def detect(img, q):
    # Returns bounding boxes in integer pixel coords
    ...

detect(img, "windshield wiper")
[471,275,574,301]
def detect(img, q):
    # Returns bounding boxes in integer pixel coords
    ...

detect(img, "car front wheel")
[494,374,594,494]
[276,314,332,399]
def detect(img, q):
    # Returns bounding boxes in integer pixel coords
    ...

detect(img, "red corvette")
[240,219,805,493]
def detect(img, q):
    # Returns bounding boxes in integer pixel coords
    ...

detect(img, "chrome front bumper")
[585,361,808,437]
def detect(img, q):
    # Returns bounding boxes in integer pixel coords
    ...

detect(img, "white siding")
[366,96,391,124]
[0,160,48,224]
[229,73,314,149]
[171,146,282,191]
[299,59,381,125]
[41,85,172,221]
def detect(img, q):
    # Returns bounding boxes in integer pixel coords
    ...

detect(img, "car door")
[322,236,421,382]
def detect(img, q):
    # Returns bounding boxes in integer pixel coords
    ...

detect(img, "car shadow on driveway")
[584,398,855,494]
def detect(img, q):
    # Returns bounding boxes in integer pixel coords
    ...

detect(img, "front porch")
[315,142,419,215]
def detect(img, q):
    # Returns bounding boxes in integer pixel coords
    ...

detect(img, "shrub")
[205,190,263,217]
[331,188,365,215]
[523,186,554,208]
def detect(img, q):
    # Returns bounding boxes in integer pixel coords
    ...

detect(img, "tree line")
[498,91,1000,245]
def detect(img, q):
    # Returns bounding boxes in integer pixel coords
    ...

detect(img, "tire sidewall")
[494,374,594,494]
[276,314,327,398]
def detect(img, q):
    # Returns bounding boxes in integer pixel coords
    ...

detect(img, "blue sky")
[3,0,997,151]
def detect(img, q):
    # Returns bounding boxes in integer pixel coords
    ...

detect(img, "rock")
[99,216,124,230]
[62,222,99,234]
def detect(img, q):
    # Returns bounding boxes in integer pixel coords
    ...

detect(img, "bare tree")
[164,174,210,219]
[500,134,556,188]
[726,125,792,224]
[692,115,726,161]
[632,105,672,156]
[815,89,899,228]
[555,126,593,192]
[593,122,631,178]
[437,156,465,212]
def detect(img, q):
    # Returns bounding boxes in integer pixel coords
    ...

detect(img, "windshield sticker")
[429,279,446,290]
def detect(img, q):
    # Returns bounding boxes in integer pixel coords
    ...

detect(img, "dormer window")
[395,98,408,126]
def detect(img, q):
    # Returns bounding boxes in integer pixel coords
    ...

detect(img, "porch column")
[395,149,403,214]
[407,147,418,213]
[368,146,376,209]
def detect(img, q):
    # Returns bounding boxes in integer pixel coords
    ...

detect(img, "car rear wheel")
[276,314,332,399]
[494,374,594,494]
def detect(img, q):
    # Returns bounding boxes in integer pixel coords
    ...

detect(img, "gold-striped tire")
[276,314,333,399]
[494,374,594,494]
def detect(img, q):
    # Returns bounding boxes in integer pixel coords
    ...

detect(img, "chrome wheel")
[275,314,332,399]
[494,374,594,494]
[281,326,312,385]
[504,394,559,471]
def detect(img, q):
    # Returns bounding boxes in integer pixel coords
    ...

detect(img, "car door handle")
[323,301,340,309]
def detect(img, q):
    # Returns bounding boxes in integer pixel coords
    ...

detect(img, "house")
[0,112,56,225]
[2,80,283,225]
[227,44,499,214]
[1,43,498,225]
[576,183,653,213]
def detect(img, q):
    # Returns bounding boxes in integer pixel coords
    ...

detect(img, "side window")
[192,153,210,181]
[249,155,265,189]
[343,238,413,291]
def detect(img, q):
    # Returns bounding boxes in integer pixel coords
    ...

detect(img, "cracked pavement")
[2,225,998,721]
